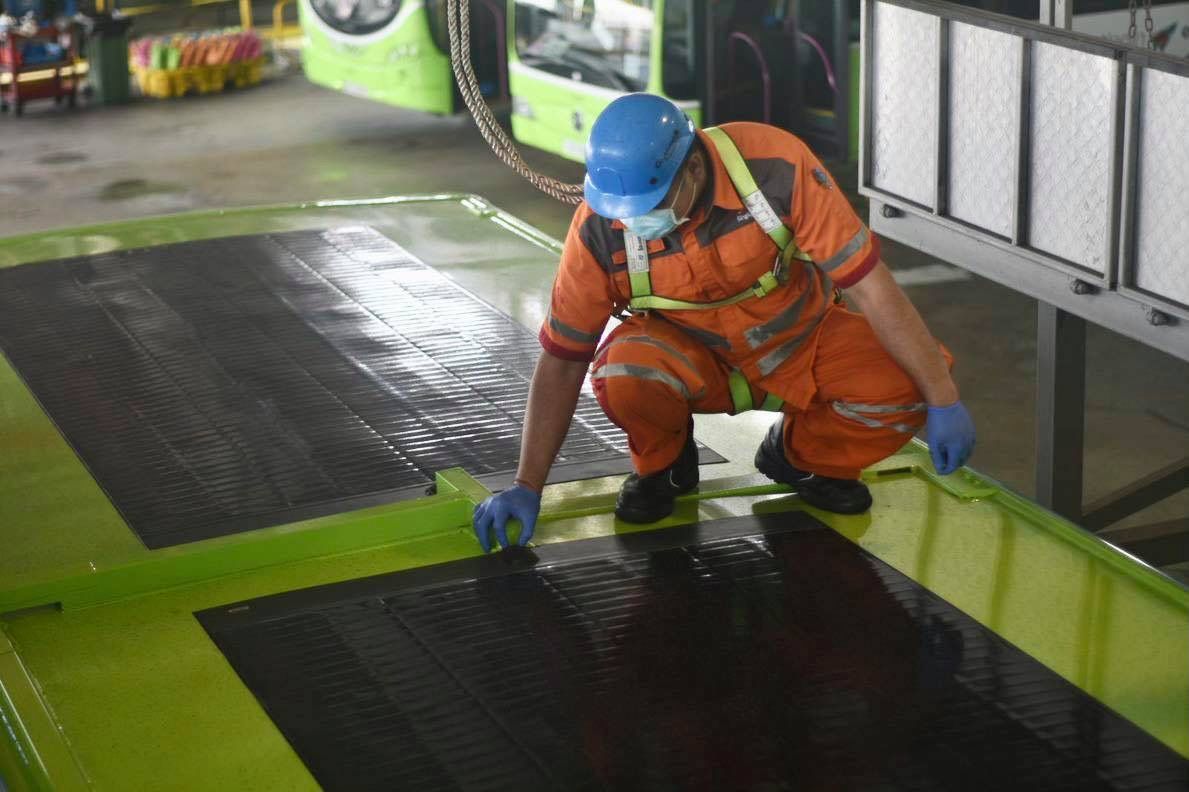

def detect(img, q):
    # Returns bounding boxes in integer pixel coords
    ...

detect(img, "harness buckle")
[772,251,790,285]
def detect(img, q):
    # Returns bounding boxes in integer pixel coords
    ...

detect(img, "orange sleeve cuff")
[538,325,596,363]
[831,234,881,289]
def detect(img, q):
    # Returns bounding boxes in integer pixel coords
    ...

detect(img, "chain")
[1127,0,1138,42]
[445,0,584,205]
[1143,0,1155,49]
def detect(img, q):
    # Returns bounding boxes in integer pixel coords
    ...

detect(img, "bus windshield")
[309,0,402,35]
[515,0,655,92]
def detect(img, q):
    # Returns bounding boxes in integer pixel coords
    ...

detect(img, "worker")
[474,93,975,552]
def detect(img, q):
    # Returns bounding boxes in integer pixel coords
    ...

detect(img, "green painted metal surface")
[0,195,558,598]
[0,197,1186,791]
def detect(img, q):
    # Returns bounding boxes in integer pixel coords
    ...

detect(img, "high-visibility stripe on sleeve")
[818,228,869,273]
[538,326,596,363]
[832,235,881,289]
[548,312,602,344]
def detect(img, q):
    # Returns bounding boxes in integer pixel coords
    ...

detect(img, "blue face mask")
[622,173,691,241]
[622,209,682,241]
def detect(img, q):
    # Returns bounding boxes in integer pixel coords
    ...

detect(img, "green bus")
[297,0,860,159]
[508,0,860,162]
[299,0,509,114]
[298,0,1189,169]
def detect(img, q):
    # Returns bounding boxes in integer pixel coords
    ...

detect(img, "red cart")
[0,24,78,117]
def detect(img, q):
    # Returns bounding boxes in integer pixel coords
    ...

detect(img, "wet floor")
[0,70,1185,577]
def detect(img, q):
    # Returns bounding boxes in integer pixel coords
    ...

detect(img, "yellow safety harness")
[623,126,814,413]
[624,126,813,312]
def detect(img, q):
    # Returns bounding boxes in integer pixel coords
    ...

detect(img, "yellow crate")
[230,57,264,89]
[191,64,228,94]
[132,66,184,99]
[131,57,262,99]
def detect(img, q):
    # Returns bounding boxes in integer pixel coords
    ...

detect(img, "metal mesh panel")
[199,515,1189,791]
[947,23,1021,238]
[0,228,646,548]
[1028,43,1115,274]
[1135,68,1189,309]
[871,1,939,208]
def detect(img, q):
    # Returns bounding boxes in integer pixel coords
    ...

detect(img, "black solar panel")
[0,227,705,547]
[199,514,1189,791]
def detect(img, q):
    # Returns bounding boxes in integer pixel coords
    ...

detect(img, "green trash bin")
[83,15,133,105]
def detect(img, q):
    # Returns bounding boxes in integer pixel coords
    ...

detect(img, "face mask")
[622,173,691,241]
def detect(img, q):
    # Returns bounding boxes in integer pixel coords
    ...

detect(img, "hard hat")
[583,93,696,219]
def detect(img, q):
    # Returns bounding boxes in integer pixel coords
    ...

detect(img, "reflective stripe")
[599,335,699,374]
[679,323,730,349]
[836,400,926,415]
[756,306,827,376]
[819,228,870,273]
[591,363,701,401]
[744,279,814,350]
[548,312,601,345]
[831,400,922,433]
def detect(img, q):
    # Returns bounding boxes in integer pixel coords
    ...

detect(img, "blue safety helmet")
[583,93,696,219]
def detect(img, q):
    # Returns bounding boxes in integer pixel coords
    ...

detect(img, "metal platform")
[199,514,1189,791]
[0,226,710,548]
[0,197,1184,792]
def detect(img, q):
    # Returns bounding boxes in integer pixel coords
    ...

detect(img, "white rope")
[446,0,585,205]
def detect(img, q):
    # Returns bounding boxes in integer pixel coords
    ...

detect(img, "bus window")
[309,0,403,35]
[515,0,655,92]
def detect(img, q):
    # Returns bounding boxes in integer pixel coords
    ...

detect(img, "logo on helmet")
[655,129,682,168]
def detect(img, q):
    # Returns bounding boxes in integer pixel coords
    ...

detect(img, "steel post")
[1035,302,1086,520]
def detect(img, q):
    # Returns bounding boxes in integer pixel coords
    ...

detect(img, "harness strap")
[727,370,784,414]
[702,127,812,267]
[625,126,810,311]
[622,128,807,412]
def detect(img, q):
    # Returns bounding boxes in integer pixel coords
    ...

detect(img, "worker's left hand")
[473,484,541,553]
[926,401,975,475]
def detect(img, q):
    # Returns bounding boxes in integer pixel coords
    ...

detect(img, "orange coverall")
[539,122,951,480]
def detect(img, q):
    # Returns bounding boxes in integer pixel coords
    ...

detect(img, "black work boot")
[615,421,700,523]
[754,416,872,514]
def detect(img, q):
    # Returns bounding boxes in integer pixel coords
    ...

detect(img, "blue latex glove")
[926,401,976,475]
[472,484,541,553]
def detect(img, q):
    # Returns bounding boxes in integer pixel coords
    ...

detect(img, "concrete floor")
[1,72,1186,574]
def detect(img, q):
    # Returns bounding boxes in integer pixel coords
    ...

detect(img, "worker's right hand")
[473,484,541,553]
